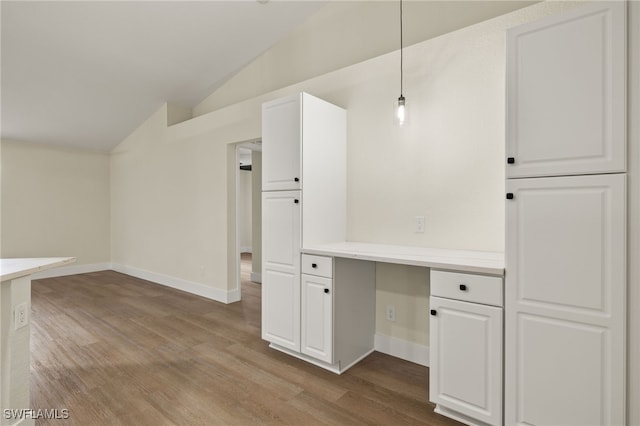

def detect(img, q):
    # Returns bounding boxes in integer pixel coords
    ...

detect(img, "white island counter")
[1,257,75,426]
[1,257,76,282]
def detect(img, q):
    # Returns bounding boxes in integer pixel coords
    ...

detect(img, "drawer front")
[301,254,333,278]
[430,270,503,307]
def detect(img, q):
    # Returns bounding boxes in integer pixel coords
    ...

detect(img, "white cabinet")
[262,95,301,191]
[301,257,334,364]
[261,92,347,247]
[505,2,627,425]
[506,1,626,178]
[262,92,347,247]
[261,190,301,352]
[261,92,349,370]
[299,255,376,372]
[505,174,626,426]
[301,275,333,363]
[429,270,503,426]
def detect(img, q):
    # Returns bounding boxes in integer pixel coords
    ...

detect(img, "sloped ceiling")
[1,1,325,152]
[1,1,536,153]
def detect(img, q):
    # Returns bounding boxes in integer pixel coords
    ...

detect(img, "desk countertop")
[1,257,76,282]
[302,242,504,276]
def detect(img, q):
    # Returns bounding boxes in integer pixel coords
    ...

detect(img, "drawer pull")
[294,177,299,182]
[311,263,318,268]
[507,157,515,164]
[430,309,437,316]
[459,284,467,291]
[324,288,330,294]
[294,199,299,204]
[506,193,514,200]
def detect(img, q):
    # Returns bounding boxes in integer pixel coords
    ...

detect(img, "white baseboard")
[111,263,238,304]
[31,262,112,279]
[250,272,262,283]
[226,288,241,303]
[374,334,430,367]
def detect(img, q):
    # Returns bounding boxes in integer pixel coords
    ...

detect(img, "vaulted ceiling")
[1,1,325,152]
[2,1,535,153]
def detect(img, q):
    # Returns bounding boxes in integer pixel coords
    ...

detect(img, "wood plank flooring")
[30,256,462,425]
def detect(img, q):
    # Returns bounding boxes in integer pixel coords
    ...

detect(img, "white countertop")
[0,257,76,282]
[302,242,504,276]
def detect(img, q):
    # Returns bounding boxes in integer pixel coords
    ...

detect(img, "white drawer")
[301,254,333,278]
[430,270,503,307]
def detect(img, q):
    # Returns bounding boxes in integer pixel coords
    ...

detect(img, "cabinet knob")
[459,284,467,291]
[506,193,514,200]
[294,199,299,204]
[324,288,330,294]
[507,157,515,164]
[430,309,437,316]
[311,263,318,268]
[294,177,300,182]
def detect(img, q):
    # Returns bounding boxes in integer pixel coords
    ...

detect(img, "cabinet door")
[261,191,301,351]
[506,1,626,178]
[301,274,333,363]
[505,174,626,426]
[429,296,503,426]
[262,94,301,191]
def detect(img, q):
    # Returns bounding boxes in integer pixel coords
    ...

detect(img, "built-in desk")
[267,241,505,377]
[302,243,506,425]
[295,242,504,366]
[1,258,75,426]
[302,242,504,276]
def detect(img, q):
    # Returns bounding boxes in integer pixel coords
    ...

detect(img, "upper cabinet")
[506,1,626,178]
[262,92,347,248]
[262,94,302,191]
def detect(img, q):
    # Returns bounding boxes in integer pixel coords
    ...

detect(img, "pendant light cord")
[400,0,404,97]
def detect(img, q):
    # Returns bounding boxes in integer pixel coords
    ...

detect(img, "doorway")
[235,140,262,298]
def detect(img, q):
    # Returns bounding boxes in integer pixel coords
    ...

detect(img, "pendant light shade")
[394,0,407,127]
[396,95,406,126]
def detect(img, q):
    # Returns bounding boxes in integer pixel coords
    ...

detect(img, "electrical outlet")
[14,302,28,330]
[386,305,396,322]
[415,216,425,233]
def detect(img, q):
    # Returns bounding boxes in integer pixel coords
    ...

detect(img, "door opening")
[234,140,262,300]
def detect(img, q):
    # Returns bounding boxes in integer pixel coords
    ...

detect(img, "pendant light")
[395,0,407,126]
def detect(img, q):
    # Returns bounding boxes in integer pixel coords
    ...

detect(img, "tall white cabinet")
[261,92,347,246]
[505,2,627,425]
[261,190,301,351]
[262,92,375,373]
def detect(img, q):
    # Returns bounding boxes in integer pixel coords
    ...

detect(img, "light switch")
[415,216,425,233]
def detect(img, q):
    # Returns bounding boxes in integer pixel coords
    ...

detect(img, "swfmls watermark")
[3,409,69,420]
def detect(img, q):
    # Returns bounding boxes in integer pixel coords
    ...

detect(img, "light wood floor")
[30,255,462,425]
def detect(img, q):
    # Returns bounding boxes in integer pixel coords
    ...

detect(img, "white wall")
[110,104,246,302]
[0,140,110,270]
[193,1,537,115]
[343,23,506,251]
[627,2,640,423]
